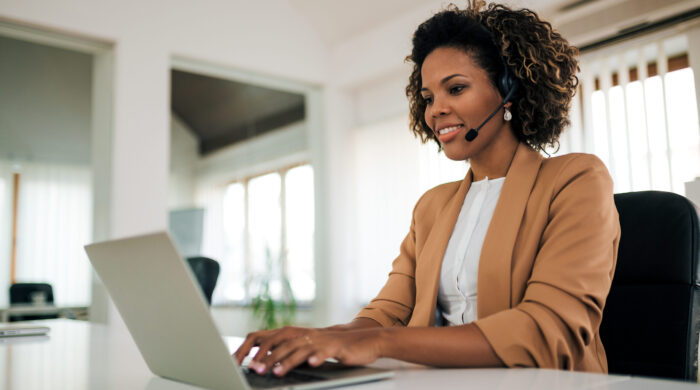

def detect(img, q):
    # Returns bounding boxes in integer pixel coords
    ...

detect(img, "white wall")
[0,36,92,165]
[329,1,444,90]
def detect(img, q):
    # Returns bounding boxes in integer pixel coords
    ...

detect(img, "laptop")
[0,324,50,337]
[84,231,393,390]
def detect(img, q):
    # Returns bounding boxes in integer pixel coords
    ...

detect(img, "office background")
[0,0,699,339]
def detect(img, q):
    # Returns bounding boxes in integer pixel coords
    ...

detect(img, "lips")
[435,124,464,143]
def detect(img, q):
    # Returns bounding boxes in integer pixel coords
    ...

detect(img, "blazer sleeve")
[474,154,620,370]
[353,198,421,327]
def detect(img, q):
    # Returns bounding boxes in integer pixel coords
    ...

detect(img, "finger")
[259,337,309,373]
[234,332,262,363]
[251,327,301,362]
[307,338,344,367]
[273,347,317,377]
[252,335,283,363]
[251,338,277,363]
[307,349,331,367]
[236,329,276,363]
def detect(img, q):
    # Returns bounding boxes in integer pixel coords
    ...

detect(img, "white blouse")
[437,176,505,326]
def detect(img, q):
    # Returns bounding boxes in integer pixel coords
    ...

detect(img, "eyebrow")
[420,73,467,92]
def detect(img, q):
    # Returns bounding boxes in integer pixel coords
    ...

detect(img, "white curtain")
[351,116,468,304]
[14,161,92,306]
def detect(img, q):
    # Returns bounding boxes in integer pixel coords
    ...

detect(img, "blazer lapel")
[410,170,473,326]
[477,143,543,318]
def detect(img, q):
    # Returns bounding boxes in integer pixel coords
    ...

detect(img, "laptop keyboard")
[243,367,325,388]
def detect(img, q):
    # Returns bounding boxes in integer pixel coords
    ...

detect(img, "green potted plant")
[250,247,297,330]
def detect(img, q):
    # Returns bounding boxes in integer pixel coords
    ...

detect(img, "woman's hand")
[233,318,382,367]
[236,327,385,376]
[233,326,320,365]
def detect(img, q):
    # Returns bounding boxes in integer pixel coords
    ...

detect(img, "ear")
[504,101,512,109]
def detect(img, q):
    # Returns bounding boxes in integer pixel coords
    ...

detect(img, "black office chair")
[600,191,700,381]
[8,282,58,321]
[186,257,220,305]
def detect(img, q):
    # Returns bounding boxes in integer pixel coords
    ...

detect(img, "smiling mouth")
[438,124,463,135]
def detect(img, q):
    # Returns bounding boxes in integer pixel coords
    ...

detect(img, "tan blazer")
[356,143,620,372]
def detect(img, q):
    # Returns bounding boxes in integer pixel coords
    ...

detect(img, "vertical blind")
[571,31,700,195]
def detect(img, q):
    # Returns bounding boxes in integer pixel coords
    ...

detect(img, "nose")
[429,96,450,118]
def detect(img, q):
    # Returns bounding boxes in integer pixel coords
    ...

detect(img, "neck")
[469,126,519,182]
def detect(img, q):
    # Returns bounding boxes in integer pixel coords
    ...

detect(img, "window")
[199,164,315,304]
[571,33,700,195]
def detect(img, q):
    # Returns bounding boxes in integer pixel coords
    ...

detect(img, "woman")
[234,0,620,375]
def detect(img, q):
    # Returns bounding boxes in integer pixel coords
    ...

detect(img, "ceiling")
[288,0,574,46]
[171,70,305,156]
[288,0,437,46]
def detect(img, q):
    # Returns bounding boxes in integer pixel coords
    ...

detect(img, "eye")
[449,85,465,95]
[422,95,433,105]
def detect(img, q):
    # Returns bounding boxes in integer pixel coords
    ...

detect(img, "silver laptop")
[0,324,50,337]
[84,231,393,390]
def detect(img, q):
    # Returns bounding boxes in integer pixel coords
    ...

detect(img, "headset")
[464,44,520,142]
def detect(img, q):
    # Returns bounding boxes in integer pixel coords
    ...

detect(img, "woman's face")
[420,46,511,161]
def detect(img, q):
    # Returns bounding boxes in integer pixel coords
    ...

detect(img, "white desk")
[1,320,698,389]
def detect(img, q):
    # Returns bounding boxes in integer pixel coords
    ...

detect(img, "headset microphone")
[464,83,517,142]
[464,99,508,142]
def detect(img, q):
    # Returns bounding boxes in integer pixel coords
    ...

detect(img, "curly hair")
[406,1,579,151]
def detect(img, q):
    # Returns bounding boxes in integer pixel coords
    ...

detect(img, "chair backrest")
[186,257,220,305]
[9,283,54,305]
[600,191,700,381]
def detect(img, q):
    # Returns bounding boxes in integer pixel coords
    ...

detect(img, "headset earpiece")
[497,56,519,104]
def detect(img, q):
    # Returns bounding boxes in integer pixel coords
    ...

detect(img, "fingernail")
[273,366,283,375]
[309,356,318,364]
[256,364,265,374]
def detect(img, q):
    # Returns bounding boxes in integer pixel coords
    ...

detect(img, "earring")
[504,108,512,121]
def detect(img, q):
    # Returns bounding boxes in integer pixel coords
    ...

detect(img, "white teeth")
[439,125,462,135]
